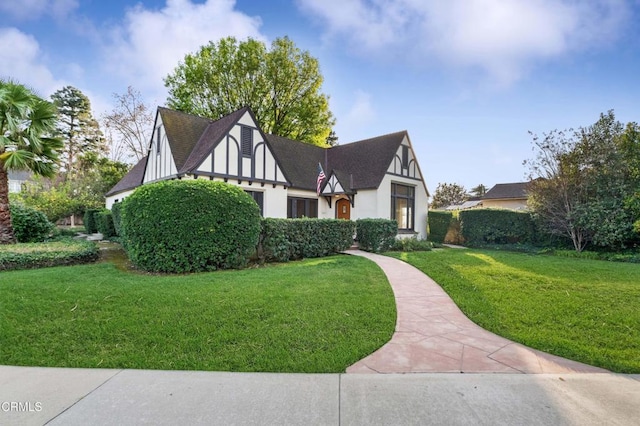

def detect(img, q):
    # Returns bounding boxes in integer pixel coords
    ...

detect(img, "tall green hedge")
[459,209,534,245]
[111,202,122,236]
[356,219,398,253]
[96,210,116,239]
[259,218,355,262]
[83,209,100,234]
[120,180,261,273]
[427,211,452,243]
[9,204,53,243]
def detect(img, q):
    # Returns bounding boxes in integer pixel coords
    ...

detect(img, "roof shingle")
[482,182,529,200]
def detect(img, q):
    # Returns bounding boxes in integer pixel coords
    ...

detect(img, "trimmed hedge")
[459,209,535,245]
[83,209,100,234]
[10,204,53,243]
[259,218,355,262]
[120,180,261,273]
[356,219,398,253]
[0,238,99,271]
[96,210,116,239]
[111,202,122,236]
[427,211,452,243]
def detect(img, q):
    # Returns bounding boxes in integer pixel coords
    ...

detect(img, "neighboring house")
[445,197,483,211]
[7,170,31,193]
[106,106,430,238]
[481,182,529,210]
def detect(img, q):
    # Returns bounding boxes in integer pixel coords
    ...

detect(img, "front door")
[336,198,351,220]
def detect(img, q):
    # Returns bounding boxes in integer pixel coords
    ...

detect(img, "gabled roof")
[106,106,421,197]
[105,156,147,197]
[327,131,406,190]
[158,107,212,171]
[180,107,250,173]
[266,131,406,191]
[265,134,325,191]
[482,182,529,200]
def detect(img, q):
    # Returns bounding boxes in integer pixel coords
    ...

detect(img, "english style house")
[106,106,430,238]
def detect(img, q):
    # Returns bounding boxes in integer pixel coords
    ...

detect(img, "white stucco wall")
[105,189,135,209]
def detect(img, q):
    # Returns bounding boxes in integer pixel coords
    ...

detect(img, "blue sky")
[2,0,640,193]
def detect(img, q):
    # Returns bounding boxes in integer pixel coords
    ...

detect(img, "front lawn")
[387,249,640,373]
[0,255,396,373]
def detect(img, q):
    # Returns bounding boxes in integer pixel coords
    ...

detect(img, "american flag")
[316,163,326,195]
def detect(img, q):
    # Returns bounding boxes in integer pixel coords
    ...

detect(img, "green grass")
[387,249,640,373]
[0,255,395,373]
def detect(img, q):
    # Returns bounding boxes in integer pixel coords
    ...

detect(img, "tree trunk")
[0,166,17,244]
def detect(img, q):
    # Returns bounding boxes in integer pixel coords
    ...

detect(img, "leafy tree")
[17,154,129,223]
[164,36,335,146]
[0,80,62,244]
[430,183,467,210]
[14,178,82,223]
[102,86,154,162]
[526,111,639,251]
[469,184,487,197]
[51,86,106,177]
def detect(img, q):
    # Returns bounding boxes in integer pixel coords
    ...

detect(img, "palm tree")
[0,80,63,244]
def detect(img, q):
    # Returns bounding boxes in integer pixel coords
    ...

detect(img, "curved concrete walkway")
[346,250,609,374]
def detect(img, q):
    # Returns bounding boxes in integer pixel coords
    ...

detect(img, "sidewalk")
[1,366,638,425]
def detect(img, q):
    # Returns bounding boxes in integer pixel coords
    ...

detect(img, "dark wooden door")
[336,198,350,220]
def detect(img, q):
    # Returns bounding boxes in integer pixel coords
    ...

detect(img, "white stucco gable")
[143,113,178,183]
[387,135,428,196]
[192,111,288,186]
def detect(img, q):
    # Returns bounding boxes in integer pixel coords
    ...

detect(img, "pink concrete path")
[346,250,609,374]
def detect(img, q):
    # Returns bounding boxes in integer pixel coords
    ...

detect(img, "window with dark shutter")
[241,126,253,157]
[156,127,162,154]
[245,190,264,216]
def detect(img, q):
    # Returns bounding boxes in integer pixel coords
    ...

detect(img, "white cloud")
[297,0,631,85]
[0,0,78,21]
[345,90,375,127]
[103,0,265,102]
[0,27,66,96]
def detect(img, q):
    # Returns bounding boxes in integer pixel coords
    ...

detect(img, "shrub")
[444,212,464,245]
[259,218,355,262]
[120,180,261,273]
[96,210,116,239]
[83,209,100,234]
[356,219,397,253]
[111,202,123,236]
[9,204,53,243]
[0,238,99,271]
[459,209,535,246]
[427,211,452,243]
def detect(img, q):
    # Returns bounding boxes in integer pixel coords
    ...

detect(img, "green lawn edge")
[386,249,640,373]
[0,254,396,373]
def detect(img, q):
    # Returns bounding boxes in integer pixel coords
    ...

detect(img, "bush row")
[459,209,535,245]
[83,209,117,239]
[355,219,398,253]
[259,218,355,262]
[427,211,452,243]
[0,238,99,271]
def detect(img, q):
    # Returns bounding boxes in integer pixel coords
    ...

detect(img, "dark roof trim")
[105,156,148,197]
